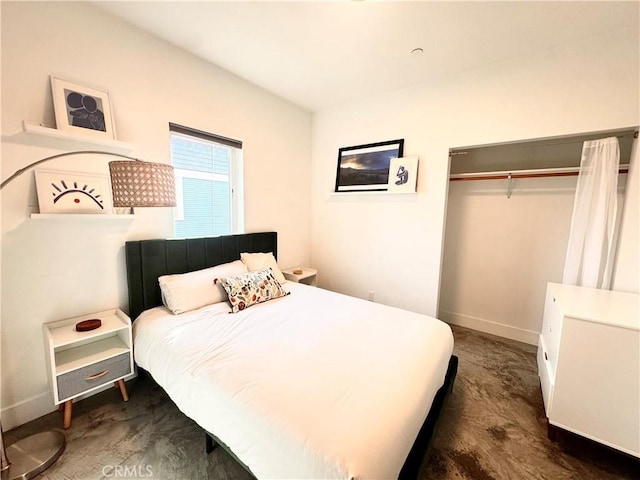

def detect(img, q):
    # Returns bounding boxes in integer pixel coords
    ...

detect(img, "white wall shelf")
[22,121,133,154]
[31,213,136,220]
[329,191,418,197]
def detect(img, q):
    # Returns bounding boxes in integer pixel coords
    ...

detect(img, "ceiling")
[94,1,639,112]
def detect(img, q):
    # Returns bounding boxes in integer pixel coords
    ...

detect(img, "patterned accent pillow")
[217,268,289,313]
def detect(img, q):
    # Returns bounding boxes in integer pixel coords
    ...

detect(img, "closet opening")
[439,127,637,345]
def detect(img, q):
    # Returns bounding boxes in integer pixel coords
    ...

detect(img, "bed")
[125,232,457,479]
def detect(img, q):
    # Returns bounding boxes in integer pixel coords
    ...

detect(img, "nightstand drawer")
[57,352,131,401]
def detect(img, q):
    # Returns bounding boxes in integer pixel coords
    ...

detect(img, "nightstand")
[282,267,317,286]
[43,308,133,429]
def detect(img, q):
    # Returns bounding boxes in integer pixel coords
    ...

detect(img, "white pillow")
[158,260,247,314]
[240,252,287,284]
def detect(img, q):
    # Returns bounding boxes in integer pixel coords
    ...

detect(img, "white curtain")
[562,137,620,289]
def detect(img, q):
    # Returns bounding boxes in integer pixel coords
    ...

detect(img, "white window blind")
[170,123,243,238]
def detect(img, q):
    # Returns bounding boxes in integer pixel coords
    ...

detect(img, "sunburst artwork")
[50,179,105,210]
[35,169,113,214]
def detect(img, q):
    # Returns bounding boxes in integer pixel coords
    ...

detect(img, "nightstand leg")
[117,379,129,402]
[63,400,72,429]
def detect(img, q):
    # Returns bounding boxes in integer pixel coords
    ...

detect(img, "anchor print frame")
[51,77,116,140]
[387,156,419,193]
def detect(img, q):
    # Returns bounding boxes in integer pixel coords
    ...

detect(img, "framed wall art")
[51,77,116,139]
[387,156,419,193]
[334,139,404,192]
[35,169,113,214]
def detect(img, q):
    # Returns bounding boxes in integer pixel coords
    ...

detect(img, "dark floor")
[422,326,639,480]
[5,325,639,479]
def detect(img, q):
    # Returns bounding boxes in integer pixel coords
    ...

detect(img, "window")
[170,123,243,238]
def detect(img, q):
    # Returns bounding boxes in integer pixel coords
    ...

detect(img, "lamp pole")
[1,150,175,479]
[0,150,138,190]
[0,150,134,480]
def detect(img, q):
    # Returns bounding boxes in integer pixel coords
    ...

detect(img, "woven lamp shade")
[109,161,176,207]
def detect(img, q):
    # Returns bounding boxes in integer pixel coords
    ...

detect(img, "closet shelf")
[449,164,630,182]
[22,121,133,154]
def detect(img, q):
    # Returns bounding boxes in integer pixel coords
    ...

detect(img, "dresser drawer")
[537,335,554,415]
[57,352,131,402]
[541,289,563,375]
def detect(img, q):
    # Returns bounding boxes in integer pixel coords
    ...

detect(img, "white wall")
[440,176,576,344]
[311,27,639,325]
[1,2,312,429]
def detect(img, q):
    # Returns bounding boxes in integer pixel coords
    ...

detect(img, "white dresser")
[537,282,639,457]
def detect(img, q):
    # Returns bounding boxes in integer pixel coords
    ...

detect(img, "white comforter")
[133,282,453,480]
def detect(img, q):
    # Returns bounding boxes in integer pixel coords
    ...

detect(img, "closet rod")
[449,164,630,182]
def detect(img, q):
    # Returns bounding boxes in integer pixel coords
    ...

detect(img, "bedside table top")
[45,308,130,349]
[282,267,317,280]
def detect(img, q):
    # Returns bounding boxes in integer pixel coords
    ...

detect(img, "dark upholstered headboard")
[125,232,278,321]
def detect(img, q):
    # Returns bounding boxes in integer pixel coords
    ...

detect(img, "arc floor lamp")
[1,150,175,480]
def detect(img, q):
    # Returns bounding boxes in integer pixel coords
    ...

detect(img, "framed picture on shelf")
[51,77,116,140]
[387,156,419,193]
[35,169,113,214]
[334,139,404,192]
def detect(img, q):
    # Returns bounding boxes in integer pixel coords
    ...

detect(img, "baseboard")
[1,391,56,431]
[1,371,137,431]
[439,311,539,346]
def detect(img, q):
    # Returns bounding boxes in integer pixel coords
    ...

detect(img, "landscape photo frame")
[334,139,404,192]
[51,77,116,140]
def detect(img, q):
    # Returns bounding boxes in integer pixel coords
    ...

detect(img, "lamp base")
[2,430,65,480]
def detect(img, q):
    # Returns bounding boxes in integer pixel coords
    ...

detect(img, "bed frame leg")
[205,433,218,454]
